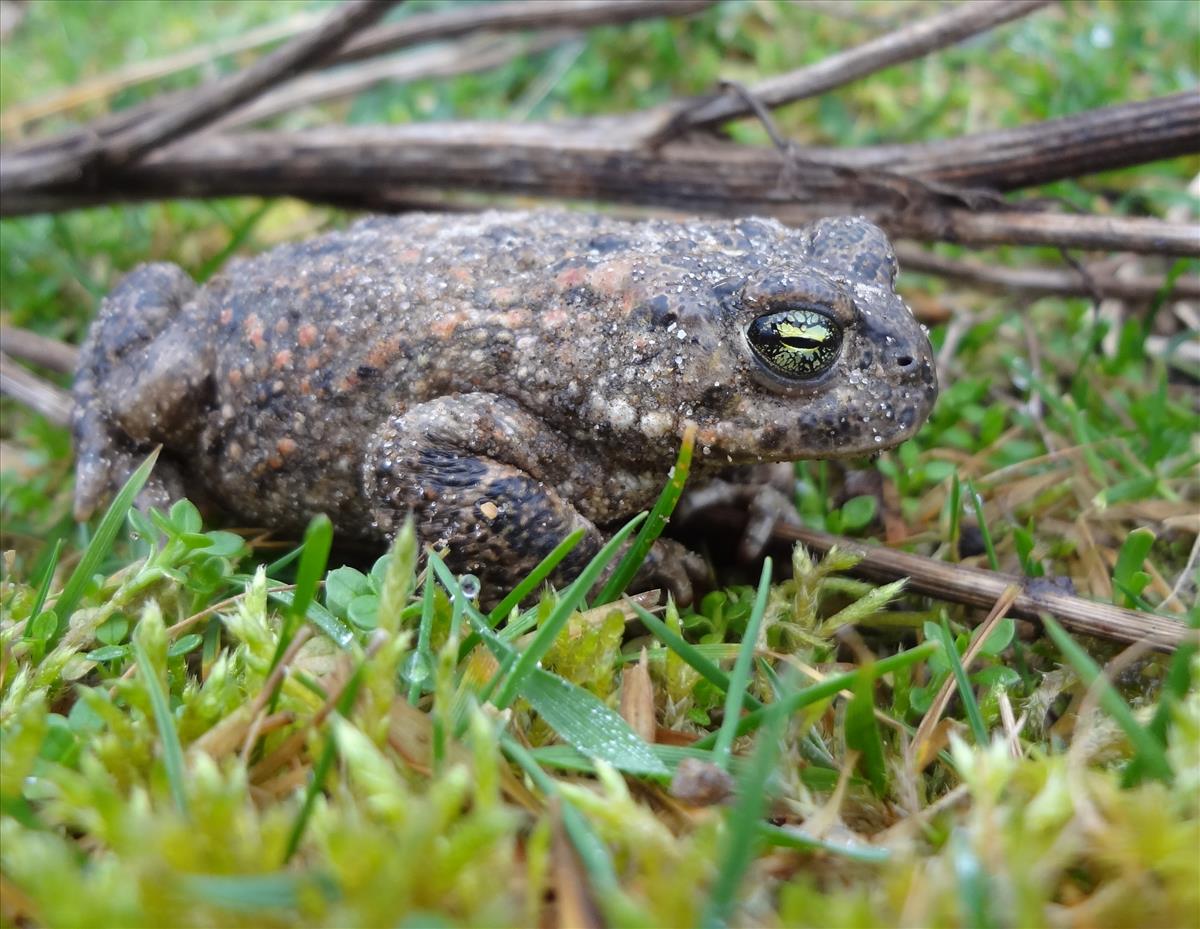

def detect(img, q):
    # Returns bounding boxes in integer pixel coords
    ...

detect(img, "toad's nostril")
[896,354,914,368]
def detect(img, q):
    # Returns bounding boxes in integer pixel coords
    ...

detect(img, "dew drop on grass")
[404,652,431,685]
[458,574,481,600]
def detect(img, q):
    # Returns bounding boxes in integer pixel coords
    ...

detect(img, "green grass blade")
[702,694,787,928]
[47,448,159,650]
[492,513,645,709]
[266,591,355,649]
[181,871,339,911]
[195,201,272,282]
[408,560,438,705]
[630,602,762,710]
[264,543,304,578]
[500,734,622,898]
[1041,614,1172,783]
[964,480,999,571]
[594,425,695,605]
[284,665,365,862]
[132,636,189,818]
[758,822,890,863]
[528,742,739,776]
[23,537,63,639]
[711,558,772,770]
[288,514,332,625]
[947,472,962,555]
[265,516,332,716]
[1111,527,1154,608]
[1152,609,1198,732]
[951,827,996,929]
[845,668,888,795]
[522,669,667,777]
[26,537,63,624]
[487,527,585,625]
[693,642,939,750]
[1126,610,1198,786]
[430,556,664,775]
[933,616,988,744]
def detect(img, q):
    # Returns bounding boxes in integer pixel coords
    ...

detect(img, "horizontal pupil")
[780,336,821,350]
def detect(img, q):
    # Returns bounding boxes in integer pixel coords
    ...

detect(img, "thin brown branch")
[0,353,72,426]
[0,325,80,373]
[101,0,400,166]
[0,12,323,135]
[652,0,1054,137]
[5,96,1191,255]
[771,521,1187,650]
[910,585,1021,770]
[894,244,1200,301]
[335,0,713,64]
[0,0,400,190]
[1,0,712,159]
[823,91,1200,192]
[884,208,1198,257]
[214,31,575,132]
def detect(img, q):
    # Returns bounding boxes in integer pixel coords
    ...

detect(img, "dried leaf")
[619,648,656,744]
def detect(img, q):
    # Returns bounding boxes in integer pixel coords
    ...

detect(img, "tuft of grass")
[932,615,989,745]
[131,603,189,818]
[594,422,695,605]
[711,557,772,770]
[1040,613,1173,785]
[491,512,645,710]
[702,693,789,929]
[40,448,158,652]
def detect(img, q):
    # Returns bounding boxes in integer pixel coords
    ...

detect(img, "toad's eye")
[746,308,842,380]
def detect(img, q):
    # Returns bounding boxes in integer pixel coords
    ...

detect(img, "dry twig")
[0,325,79,373]
[0,12,323,134]
[335,0,712,65]
[895,245,1200,302]
[5,93,1194,257]
[1,0,713,156]
[909,585,1021,771]
[0,353,72,426]
[741,517,1187,649]
[0,0,401,189]
[212,30,576,132]
[649,0,1053,139]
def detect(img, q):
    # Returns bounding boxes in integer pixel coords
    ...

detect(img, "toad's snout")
[860,299,936,378]
[884,332,936,385]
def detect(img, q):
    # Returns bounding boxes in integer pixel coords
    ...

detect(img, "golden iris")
[747,309,842,379]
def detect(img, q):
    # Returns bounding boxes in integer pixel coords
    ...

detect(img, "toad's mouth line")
[687,425,927,467]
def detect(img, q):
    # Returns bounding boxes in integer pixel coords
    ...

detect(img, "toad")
[73,211,937,599]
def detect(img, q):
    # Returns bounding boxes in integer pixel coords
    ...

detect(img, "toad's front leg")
[361,393,702,603]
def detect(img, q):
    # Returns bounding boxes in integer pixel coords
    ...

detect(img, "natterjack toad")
[73,211,937,598]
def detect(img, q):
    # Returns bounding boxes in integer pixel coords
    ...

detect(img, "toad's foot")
[677,468,803,562]
[628,536,710,607]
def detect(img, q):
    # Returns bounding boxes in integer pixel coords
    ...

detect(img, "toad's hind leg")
[362,394,704,604]
[363,395,603,598]
[73,263,209,520]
